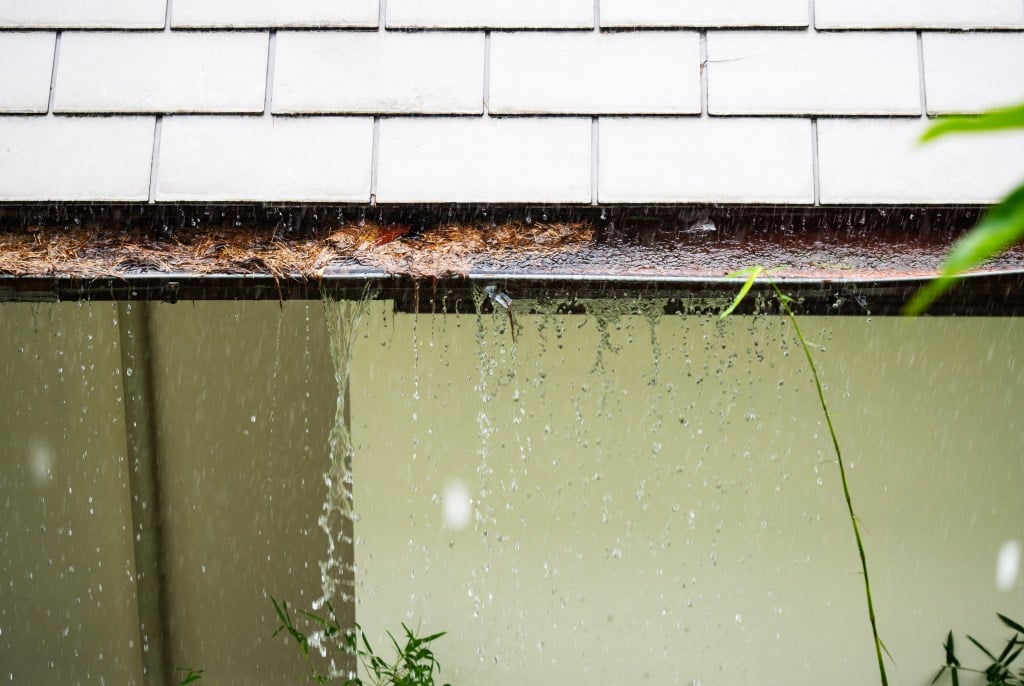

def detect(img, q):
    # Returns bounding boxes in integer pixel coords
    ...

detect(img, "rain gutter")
[1,204,1021,316]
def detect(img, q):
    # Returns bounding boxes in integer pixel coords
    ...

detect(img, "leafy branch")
[722,266,888,686]
[271,595,451,686]
[933,614,1024,686]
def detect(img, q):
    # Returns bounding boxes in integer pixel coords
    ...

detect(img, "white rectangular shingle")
[273,32,483,115]
[54,32,267,113]
[490,31,700,115]
[0,0,166,28]
[171,0,378,28]
[0,32,56,113]
[0,116,154,200]
[815,0,1024,29]
[817,119,1024,204]
[599,118,813,203]
[707,31,919,116]
[377,118,591,202]
[387,0,593,28]
[924,33,1024,115]
[600,0,808,27]
[156,116,373,201]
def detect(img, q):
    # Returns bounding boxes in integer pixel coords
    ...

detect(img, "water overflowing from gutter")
[314,285,375,669]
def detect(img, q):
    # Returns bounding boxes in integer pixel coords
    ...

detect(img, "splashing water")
[316,286,376,620]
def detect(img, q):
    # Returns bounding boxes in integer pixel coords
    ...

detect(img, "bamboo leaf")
[921,103,1024,142]
[999,635,1019,663]
[1000,615,1024,635]
[720,265,764,318]
[945,631,959,667]
[968,634,998,662]
[904,181,1024,315]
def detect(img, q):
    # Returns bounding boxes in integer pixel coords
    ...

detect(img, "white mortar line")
[699,30,708,117]
[916,30,928,118]
[811,118,820,206]
[369,117,381,206]
[591,117,599,205]
[148,117,163,204]
[46,32,61,115]
[483,31,491,116]
[264,31,277,117]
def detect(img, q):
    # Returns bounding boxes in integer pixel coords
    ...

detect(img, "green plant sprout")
[933,614,1024,686]
[176,667,205,685]
[271,595,451,686]
[905,102,1024,315]
[722,266,889,686]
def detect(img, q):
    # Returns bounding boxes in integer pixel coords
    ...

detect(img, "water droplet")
[996,540,1021,591]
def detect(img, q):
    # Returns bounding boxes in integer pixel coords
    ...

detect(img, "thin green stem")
[770,282,888,686]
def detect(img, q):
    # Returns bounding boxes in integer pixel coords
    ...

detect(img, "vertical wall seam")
[164,0,173,31]
[807,0,816,31]
[46,31,61,115]
[369,117,381,205]
[916,30,928,117]
[117,302,172,686]
[593,0,600,31]
[591,117,599,205]
[699,30,708,117]
[378,0,386,32]
[811,118,820,206]
[483,31,491,116]
[148,118,163,204]
[264,31,277,116]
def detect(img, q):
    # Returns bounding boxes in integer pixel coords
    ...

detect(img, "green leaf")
[999,635,1020,664]
[942,183,1024,276]
[1000,615,1024,635]
[720,265,764,318]
[945,631,961,667]
[968,634,998,662]
[176,668,205,685]
[904,181,1024,315]
[921,103,1024,142]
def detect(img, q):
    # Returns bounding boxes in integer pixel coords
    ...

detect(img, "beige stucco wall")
[353,307,1024,684]
[2,301,1022,684]
[0,303,144,684]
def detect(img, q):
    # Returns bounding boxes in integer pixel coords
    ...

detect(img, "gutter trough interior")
[1,204,1021,315]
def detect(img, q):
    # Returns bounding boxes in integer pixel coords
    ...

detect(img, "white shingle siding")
[817,119,1024,204]
[599,118,814,204]
[171,0,378,28]
[600,0,808,28]
[273,32,484,115]
[814,0,1024,29]
[54,32,268,114]
[155,117,373,202]
[0,32,55,113]
[0,1,1021,205]
[386,0,593,29]
[924,33,1024,115]
[0,0,166,28]
[707,32,920,116]
[0,117,154,200]
[377,118,591,203]
[489,31,700,115]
